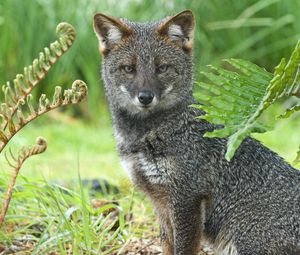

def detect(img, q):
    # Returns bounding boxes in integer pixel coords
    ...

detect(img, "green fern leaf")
[194,39,300,161]
[278,104,300,119]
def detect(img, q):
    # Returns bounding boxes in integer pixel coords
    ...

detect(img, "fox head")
[93,10,195,117]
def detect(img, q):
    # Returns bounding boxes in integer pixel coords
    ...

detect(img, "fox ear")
[157,10,195,51]
[93,13,132,54]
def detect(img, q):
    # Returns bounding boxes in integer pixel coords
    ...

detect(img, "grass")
[0,174,131,254]
[0,173,157,254]
[0,113,124,184]
[254,112,300,165]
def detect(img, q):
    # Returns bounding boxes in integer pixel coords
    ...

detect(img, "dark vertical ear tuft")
[93,13,132,55]
[157,10,195,52]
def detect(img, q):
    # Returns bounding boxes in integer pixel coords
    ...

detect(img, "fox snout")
[137,90,154,106]
[120,84,159,112]
[134,88,158,110]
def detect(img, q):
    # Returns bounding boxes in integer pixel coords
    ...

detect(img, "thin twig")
[132,238,159,255]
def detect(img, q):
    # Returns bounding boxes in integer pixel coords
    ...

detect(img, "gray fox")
[93,10,300,255]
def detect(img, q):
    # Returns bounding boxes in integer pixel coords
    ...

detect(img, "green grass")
[0,173,157,254]
[0,113,125,185]
[254,113,300,166]
[0,174,133,254]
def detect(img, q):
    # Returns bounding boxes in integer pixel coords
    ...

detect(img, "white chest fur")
[121,152,167,185]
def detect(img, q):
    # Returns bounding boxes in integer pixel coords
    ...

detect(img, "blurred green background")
[0,0,299,184]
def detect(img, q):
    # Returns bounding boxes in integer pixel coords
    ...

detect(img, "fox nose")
[138,90,154,105]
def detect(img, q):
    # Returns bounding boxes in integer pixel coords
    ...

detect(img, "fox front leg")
[154,202,174,255]
[160,219,174,255]
[172,199,203,255]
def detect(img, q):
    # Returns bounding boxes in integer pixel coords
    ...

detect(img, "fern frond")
[0,137,47,224]
[194,39,300,161]
[278,104,300,119]
[267,39,300,101]
[0,21,88,225]
[0,80,87,153]
[194,59,272,160]
[0,22,76,131]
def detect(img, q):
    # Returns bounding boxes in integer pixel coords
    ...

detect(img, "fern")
[193,39,300,161]
[0,22,76,132]
[0,22,88,224]
[0,137,47,224]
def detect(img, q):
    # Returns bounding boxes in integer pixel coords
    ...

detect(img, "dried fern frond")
[0,137,47,224]
[0,22,88,225]
[193,39,300,161]
[0,22,76,131]
[0,80,87,153]
[0,79,87,225]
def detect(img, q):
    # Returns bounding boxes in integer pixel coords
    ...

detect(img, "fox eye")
[122,65,135,74]
[157,64,169,74]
